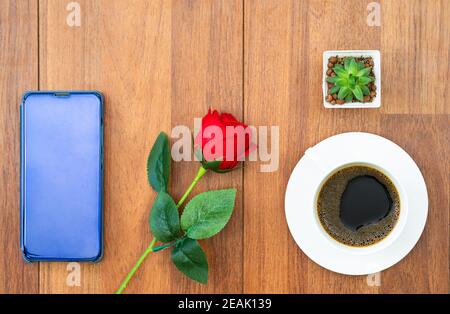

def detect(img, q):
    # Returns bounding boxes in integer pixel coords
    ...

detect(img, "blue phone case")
[20,91,104,262]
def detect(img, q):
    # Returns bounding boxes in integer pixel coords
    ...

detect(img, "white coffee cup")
[307,156,408,255]
[285,132,427,275]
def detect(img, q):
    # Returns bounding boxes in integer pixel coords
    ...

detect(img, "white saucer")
[285,132,428,275]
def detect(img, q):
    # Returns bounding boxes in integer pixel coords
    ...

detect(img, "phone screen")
[20,92,103,262]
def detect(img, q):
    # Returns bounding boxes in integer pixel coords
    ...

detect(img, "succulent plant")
[326,57,374,102]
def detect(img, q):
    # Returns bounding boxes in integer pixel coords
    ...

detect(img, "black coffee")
[317,165,400,247]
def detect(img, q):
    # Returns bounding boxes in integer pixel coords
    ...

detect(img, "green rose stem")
[176,166,207,207]
[115,166,208,294]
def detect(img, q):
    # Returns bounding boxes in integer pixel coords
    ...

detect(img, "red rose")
[195,109,255,171]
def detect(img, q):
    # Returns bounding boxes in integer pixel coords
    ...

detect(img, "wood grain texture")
[0,0,448,293]
[168,0,243,293]
[0,0,39,294]
[377,115,449,293]
[39,0,172,293]
[38,0,242,293]
[244,0,449,293]
[381,0,450,114]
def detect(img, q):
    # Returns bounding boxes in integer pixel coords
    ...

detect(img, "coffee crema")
[317,165,400,247]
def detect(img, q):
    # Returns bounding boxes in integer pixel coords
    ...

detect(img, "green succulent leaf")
[330,85,340,94]
[147,132,171,192]
[358,76,374,85]
[333,66,347,78]
[326,76,338,83]
[352,85,364,101]
[356,67,372,77]
[348,59,359,75]
[338,86,350,100]
[171,238,208,284]
[334,63,344,72]
[345,93,354,102]
[150,192,181,243]
[361,85,371,96]
[348,76,356,89]
[357,62,365,70]
[335,78,347,87]
[181,189,236,239]
[344,58,351,71]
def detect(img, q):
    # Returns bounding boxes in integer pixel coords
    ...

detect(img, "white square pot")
[323,50,381,109]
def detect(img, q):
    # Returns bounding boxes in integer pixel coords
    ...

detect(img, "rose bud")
[194,109,256,172]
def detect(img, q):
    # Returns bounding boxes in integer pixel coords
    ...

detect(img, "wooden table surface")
[1,0,448,294]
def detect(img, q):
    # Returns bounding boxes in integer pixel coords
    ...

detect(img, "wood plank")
[244,0,299,293]
[0,0,39,294]
[39,0,172,293]
[168,0,243,293]
[377,115,449,293]
[244,0,381,294]
[39,0,242,293]
[244,0,448,293]
[381,0,450,114]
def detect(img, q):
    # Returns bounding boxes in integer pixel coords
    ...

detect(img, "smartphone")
[20,91,104,262]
